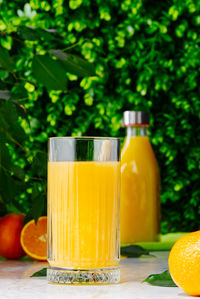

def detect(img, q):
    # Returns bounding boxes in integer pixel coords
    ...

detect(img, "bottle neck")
[126,126,148,137]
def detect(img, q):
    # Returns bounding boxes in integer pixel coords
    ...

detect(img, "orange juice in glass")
[47,137,120,284]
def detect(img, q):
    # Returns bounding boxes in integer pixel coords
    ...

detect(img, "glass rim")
[49,136,120,141]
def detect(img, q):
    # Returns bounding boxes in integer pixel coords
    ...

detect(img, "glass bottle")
[120,111,160,244]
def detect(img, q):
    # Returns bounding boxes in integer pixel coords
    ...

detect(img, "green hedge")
[0,0,200,232]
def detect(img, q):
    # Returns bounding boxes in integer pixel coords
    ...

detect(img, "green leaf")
[0,47,14,69]
[120,245,151,257]
[15,103,27,120]
[6,201,26,214]
[49,49,96,77]
[0,194,7,216]
[21,255,34,261]
[31,151,47,177]
[0,89,27,120]
[24,183,45,224]
[0,256,6,261]
[0,143,25,180]
[10,85,28,118]
[143,270,177,287]
[0,101,26,145]
[0,168,20,203]
[18,26,40,41]
[37,28,58,41]
[0,143,11,169]
[31,268,47,277]
[32,190,45,223]
[0,130,8,143]
[0,145,25,205]
[23,210,34,225]
[137,233,188,251]
[32,54,67,90]
[11,84,27,101]
[11,166,25,180]
[18,26,57,42]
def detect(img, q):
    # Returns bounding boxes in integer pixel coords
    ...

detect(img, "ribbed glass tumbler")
[47,137,120,284]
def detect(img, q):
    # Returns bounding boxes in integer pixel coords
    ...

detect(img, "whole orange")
[168,231,200,296]
[0,214,25,259]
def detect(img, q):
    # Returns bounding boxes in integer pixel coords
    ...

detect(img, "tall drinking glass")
[47,137,120,284]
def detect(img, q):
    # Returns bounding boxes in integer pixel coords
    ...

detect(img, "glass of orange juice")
[47,137,120,285]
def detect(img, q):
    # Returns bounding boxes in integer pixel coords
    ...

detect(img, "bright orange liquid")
[120,136,160,244]
[47,161,120,269]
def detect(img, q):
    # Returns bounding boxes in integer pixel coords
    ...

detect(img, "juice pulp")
[120,136,160,244]
[47,161,120,269]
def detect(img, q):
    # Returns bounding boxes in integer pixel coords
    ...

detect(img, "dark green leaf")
[15,103,27,120]
[31,268,47,277]
[21,255,34,261]
[0,131,8,143]
[0,143,25,180]
[18,26,40,41]
[6,201,26,214]
[23,210,34,225]
[0,169,18,203]
[0,90,11,100]
[32,54,67,90]
[24,184,46,224]
[0,47,15,69]
[0,101,26,144]
[0,256,6,261]
[0,194,7,216]
[37,28,58,41]
[0,143,11,169]
[121,245,151,257]
[49,49,96,77]
[18,26,57,42]
[9,85,28,118]
[31,151,47,177]
[142,270,177,287]
[0,145,25,203]
[11,166,25,180]
[32,190,45,223]
[11,84,27,100]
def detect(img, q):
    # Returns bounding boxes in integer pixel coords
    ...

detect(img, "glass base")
[47,267,120,285]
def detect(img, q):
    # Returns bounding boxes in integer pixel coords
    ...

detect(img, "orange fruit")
[0,213,25,259]
[168,231,200,296]
[20,216,47,261]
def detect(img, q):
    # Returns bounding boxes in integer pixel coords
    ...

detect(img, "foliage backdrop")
[0,0,200,232]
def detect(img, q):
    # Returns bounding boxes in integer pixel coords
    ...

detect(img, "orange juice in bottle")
[120,111,160,244]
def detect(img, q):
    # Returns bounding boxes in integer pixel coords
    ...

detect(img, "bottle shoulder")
[121,136,159,169]
[121,136,154,157]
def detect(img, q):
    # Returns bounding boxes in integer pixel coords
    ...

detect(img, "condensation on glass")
[47,137,120,285]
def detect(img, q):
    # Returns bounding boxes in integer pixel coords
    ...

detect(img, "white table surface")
[0,252,189,299]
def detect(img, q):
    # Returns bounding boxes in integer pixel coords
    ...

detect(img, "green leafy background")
[0,0,200,233]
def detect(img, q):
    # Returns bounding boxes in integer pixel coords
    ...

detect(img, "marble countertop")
[0,252,189,299]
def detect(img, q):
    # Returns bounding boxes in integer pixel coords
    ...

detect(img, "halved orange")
[20,216,47,261]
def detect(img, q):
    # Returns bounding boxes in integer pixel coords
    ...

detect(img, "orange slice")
[20,216,47,261]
